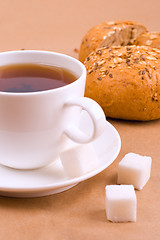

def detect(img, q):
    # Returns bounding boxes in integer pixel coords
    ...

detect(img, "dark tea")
[0,63,77,93]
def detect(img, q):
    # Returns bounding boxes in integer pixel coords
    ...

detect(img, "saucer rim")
[0,121,121,195]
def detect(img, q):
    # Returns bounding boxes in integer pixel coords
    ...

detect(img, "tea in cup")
[0,50,106,169]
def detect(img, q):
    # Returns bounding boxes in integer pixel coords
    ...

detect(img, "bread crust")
[134,32,160,49]
[84,45,160,121]
[79,21,147,63]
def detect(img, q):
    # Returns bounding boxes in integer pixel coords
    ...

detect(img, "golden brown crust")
[134,32,160,49]
[79,21,147,63]
[84,45,160,121]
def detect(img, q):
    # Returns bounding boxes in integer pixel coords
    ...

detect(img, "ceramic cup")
[0,50,106,169]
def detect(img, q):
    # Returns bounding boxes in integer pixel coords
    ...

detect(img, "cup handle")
[64,97,106,143]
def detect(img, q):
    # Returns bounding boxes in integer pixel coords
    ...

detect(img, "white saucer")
[0,112,121,198]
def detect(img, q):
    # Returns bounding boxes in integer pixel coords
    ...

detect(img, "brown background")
[0,0,160,239]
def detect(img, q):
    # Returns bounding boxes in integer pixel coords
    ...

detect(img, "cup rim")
[0,50,86,96]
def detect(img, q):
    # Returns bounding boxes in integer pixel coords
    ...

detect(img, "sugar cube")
[105,185,137,222]
[117,153,152,190]
[60,143,99,178]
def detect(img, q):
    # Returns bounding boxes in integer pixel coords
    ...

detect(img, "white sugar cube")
[60,143,99,178]
[105,185,137,222]
[117,153,152,190]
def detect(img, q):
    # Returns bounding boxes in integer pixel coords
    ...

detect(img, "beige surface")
[0,0,160,239]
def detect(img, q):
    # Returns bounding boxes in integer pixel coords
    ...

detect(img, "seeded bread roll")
[79,21,147,62]
[134,32,160,49]
[84,46,160,121]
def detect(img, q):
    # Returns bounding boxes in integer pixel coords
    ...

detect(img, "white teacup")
[0,50,106,169]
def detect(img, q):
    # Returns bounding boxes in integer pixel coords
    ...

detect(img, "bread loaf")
[134,32,160,49]
[79,21,147,62]
[84,45,160,121]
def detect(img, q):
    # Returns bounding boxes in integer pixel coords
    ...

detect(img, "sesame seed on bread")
[79,20,148,62]
[84,45,160,121]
